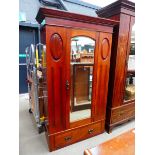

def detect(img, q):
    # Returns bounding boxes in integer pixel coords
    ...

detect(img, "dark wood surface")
[96,0,135,18]
[38,7,116,151]
[97,0,135,133]
[84,129,135,155]
[127,70,135,74]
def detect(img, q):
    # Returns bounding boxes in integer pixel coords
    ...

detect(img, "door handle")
[66,80,70,90]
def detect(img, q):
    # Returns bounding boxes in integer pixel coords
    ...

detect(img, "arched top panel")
[71,29,96,41]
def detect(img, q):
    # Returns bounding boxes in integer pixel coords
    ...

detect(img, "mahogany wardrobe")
[36,8,118,151]
[97,0,135,133]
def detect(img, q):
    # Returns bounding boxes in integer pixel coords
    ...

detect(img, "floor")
[19,94,135,155]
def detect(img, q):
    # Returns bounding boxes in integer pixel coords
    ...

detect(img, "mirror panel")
[70,36,95,122]
[124,24,135,101]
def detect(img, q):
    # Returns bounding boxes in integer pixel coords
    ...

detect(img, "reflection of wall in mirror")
[89,48,94,53]
[128,55,135,70]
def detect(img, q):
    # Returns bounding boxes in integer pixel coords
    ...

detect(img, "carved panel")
[94,33,112,122]
[50,33,63,60]
[46,26,69,133]
[49,66,64,129]
[95,65,108,119]
[101,38,110,60]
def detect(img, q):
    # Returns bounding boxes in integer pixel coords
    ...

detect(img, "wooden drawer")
[111,110,135,124]
[54,121,103,149]
[111,103,135,116]
[111,103,135,124]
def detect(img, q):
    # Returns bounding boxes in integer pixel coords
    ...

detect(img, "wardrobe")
[96,0,135,133]
[36,7,118,151]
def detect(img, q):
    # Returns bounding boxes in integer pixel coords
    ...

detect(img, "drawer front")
[54,121,103,149]
[55,129,78,148]
[111,104,135,124]
[112,103,135,115]
[79,121,102,138]
[111,110,135,124]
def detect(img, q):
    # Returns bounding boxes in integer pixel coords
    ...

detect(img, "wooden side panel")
[94,32,112,121]
[46,26,69,133]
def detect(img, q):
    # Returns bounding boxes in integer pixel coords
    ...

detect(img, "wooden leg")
[108,128,112,134]
[105,124,112,134]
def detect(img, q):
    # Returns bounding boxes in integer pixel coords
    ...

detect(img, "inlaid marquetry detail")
[101,38,110,60]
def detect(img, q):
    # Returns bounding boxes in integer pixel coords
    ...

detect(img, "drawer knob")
[119,112,124,116]
[64,136,72,142]
[88,129,94,134]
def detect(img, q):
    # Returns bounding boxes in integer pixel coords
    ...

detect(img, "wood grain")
[38,7,116,151]
[97,0,135,133]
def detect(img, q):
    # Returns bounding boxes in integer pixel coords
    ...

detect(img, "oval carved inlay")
[101,38,110,60]
[50,33,63,60]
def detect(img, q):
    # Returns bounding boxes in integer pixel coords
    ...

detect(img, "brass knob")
[64,136,72,142]
[88,129,94,134]
[119,111,124,116]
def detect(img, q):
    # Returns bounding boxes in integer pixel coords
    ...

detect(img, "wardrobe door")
[46,26,69,133]
[123,18,135,104]
[67,29,99,127]
[94,32,112,121]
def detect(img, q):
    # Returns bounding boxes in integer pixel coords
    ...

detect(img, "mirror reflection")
[124,24,135,101]
[70,36,95,122]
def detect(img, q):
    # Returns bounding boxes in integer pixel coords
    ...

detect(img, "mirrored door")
[70,36,95,123]
[124,24,135,102]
